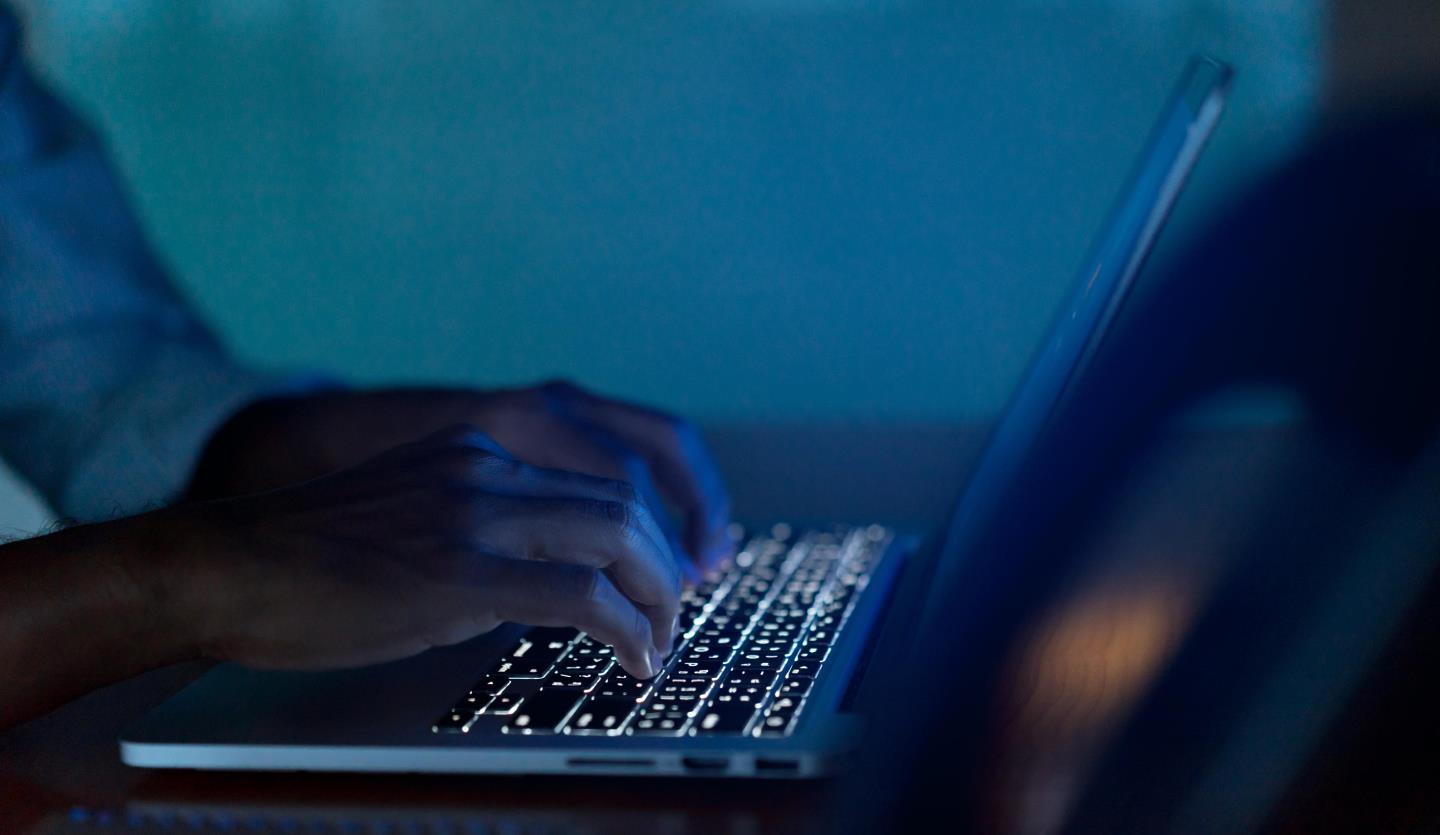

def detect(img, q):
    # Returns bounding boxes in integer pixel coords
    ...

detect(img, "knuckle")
[440,447,519,483]
[568,564,605,607]
[436,448,490,481]
[574,498,630,530]
[437,425,511,458]
[603,478,642,506]
[598,497,633,531]
[433,422,487,446]
[575,484,636,515]
[486,455,527,479]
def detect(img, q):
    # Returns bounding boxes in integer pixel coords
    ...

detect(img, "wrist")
[103,506,232,666]
[0,510,224,728]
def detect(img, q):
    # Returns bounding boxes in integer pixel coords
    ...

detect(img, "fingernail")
[649,648,664,677]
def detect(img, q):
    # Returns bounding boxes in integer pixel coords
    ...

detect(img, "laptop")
[120,56,1232,779]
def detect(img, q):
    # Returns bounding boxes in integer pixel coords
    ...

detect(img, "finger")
[409,423,514,458]
[539,419,699,585]
[485,410,630,481]
[442,456,676,573]
[542,382,734,569]
[415,429,687,646]
[466,494,682,653]
[481,557,661,679]
[487,413,692,578]
[372,424,515,490]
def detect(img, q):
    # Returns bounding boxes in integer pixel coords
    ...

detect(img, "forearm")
[0,511,204,730]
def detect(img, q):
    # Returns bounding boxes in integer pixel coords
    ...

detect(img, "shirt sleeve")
[0,8,331,522]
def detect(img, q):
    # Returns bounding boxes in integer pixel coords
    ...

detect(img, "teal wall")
[11,0,1321,423]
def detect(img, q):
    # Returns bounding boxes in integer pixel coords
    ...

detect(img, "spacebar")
[505,689,583,734]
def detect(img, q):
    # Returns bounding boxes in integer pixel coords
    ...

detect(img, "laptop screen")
[918,56,1232,627]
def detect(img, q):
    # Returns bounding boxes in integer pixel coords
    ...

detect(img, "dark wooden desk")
[1,423,982,835]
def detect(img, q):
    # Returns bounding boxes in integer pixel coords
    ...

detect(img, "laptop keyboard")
[432,524,891,738]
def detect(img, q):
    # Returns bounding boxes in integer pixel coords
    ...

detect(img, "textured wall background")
[1,0,1321,529]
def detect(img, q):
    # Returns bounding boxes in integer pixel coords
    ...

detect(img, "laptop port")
[565,757,655,769]
[681,756,730,774]
[754,758,801,775]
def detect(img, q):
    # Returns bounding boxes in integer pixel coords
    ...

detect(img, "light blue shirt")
[0,8,318,522]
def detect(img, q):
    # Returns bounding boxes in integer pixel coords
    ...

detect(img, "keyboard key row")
[687,527,887,737]
[431,527,888,736]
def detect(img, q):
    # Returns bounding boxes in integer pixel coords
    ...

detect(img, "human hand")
[177,425,681,678]
[194,382,733,576]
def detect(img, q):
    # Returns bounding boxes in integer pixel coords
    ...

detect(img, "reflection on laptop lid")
[919,56,1232,627]
[833,54,1232,830]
